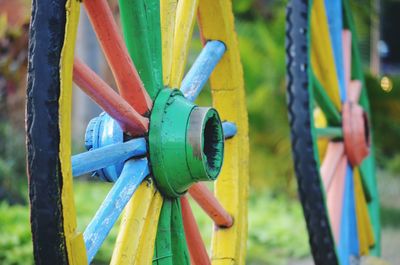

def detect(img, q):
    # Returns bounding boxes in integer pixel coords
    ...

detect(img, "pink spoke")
[188,183,233,228]
[84,0,152,115]
[73,59,148,136]
[320,141,347,242]
[321,142,345,191]
[181,196,211,265]
[343,29,352,94]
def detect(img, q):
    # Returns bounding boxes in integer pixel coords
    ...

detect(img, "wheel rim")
[28,0,248,264]
[286,0,380,264]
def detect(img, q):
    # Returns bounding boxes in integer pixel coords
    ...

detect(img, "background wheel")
[286,1,380,265]
[27,0,248,264]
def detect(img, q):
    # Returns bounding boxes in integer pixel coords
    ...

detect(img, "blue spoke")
[83,158,149,263]
[223,122,237,139]
[181,40,226,102]
[72,138,147,177]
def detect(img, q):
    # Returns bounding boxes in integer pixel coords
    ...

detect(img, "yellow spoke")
[310,0,341,110]
[135,191,163,264]
[169,0,199,88]
[110,179,157,265]
[161,0,178,86]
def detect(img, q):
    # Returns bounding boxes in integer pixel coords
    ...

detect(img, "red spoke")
[73,59,148,136]
[84,0,152,115]
[188,183,233,228]
[181,196,211,265]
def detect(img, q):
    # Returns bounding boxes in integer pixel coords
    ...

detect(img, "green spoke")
[153,199,190,265]
[315,127,343,139]
[311,72,342,126]
[119,0,162,99]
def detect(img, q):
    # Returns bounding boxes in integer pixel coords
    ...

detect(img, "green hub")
[149,89,224,198]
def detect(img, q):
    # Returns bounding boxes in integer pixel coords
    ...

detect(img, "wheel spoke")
[310,1,342,109]
[83,0,152,114]
[321,142,347,243]
[353,167,375,255]
[119,0,162,99]
[181,41,226,102]
[338,165,360,260]
[110,179,161,265]
[343,29,352,98]
[311,72,341,125]
[161,0,178,85]
[72,138,146,177]
[181,196,211,265]
[188,183,233,228]
[83,159,149,263]
[73,59,148,135]
[169,0,199,88]
[325,1,346,102]
[223,121,237,139]
[316,127,343,139]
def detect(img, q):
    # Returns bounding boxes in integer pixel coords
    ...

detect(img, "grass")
[0,180,310,265]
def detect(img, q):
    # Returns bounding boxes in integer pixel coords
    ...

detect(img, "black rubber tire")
[286,1,339,264]
[26,0,69,264]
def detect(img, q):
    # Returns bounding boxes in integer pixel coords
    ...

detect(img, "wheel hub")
[84,88,224,197]
[342,102,370,166]
[149,89,224,198]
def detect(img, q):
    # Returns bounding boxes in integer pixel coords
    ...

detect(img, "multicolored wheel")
[286,1,380,264]
[26,0,248,264]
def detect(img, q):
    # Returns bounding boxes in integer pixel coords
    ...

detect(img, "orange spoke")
[73,59,148,136]
[188,183,233,228]
[181,196,211,265]
[84,0,152,115]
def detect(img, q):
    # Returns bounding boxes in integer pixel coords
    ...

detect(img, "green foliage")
[0,203,32,265]
[0,122,27,204]
[235,8,296,194]
[365,74,400,173]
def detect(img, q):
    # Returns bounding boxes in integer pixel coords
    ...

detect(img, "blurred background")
[0,0,400,264]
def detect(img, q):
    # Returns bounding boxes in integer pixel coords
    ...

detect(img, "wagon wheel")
[26,0,248,264]
[286,1,380,265]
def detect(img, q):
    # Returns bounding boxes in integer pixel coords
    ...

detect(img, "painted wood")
[161,0,178,86]
[311,0,342,110]
[73,59,148,135]
[315,127,343,139]
[119,0,162,99]
[181,196,211,265]
[321,142,345,191]
[321,142,346,243]
[181,41,226,101]
[83,0,152,115]
[110,179,160,265]
[83,159,149,263]
[324,0,346,102]
[198,0,249,262]
[170,199,191,265]
[188,183,233,228]
[72,138,147,177]
[153,200,173,265]
[135,191,163,264]
[222,121,237,139]
[311,71,341,126]
[169,0,199,88]
[338,165,359,265]
[59,0,88,263]
[354,168,374,255]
